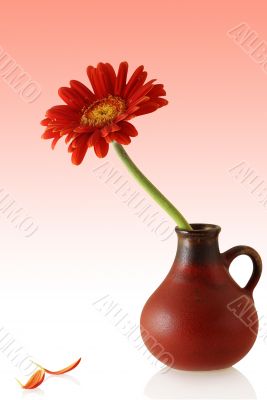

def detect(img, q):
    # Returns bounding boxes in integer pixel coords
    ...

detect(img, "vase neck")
[175,224,221,266]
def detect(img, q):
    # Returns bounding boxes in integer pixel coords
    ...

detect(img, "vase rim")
[175,223,221,237]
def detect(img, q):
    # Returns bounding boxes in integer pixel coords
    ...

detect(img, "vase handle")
[223,246,262,294]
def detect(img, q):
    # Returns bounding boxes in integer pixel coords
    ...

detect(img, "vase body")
[140,224,262,371]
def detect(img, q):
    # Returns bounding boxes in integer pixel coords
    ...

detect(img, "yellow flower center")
[81,95,126,127]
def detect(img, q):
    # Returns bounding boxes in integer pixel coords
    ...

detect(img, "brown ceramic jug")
[140,224,262,371]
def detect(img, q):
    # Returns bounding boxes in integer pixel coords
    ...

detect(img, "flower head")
[41,62,168,165]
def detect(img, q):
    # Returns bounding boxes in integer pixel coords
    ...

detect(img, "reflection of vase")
[145,367,256,399]
[140,224,262,371]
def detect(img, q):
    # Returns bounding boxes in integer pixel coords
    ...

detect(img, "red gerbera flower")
[41,62,168,165]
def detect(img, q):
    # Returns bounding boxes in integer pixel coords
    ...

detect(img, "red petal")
[42,129,56,139]
[52,127,62,132]
[58,87,85,110]
[114,62,128,96]
[105,63,116,91]
[100,122,121,137]
[110,123,121,132]
[105,135,113,143]
[71,135,89,165]
[112,132,131,145]
[127,96,149,109]
[60,128,73,136]
[46,105,79,121]
[151,98,168,107]
[96,64,110,97]
[97,63,115,95]
[87,66,106,98]
[114,112,130,123]
[125,106,140,117]
[123,65,144,98]
[40,118,50,126]
[128,79,156,104]
[87,129,101,147]
[126,71,147,99]
[134,102,159,116]
[39,358,81,375]
[119,121,138,137]
[94,138,109,158]
[74,126,94,133]
[70,80,96,103]
[147,84,166,97]
[17,369,45,390]
[100,127,109,137]
[51,134,61,149]
[47,121,66,128]
[65,133,73,144]
[70,80,96,104]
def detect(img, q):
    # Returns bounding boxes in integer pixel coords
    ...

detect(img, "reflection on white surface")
[19,373,80,398]
[145,367,256,399]
[45,374,80,386]
[21,388,44,397]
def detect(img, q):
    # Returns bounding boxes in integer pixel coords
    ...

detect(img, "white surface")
[0,279,265,399]
[0,188,266,399]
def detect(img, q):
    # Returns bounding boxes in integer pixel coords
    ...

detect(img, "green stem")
[112,142,192,230]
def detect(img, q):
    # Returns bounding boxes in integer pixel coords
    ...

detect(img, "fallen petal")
[17,369,45,390]
[35,358,81,375]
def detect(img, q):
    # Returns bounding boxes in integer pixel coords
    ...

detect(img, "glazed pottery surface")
[140,224,262,371]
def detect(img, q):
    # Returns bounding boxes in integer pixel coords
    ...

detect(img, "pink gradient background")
[0,1,266,315]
